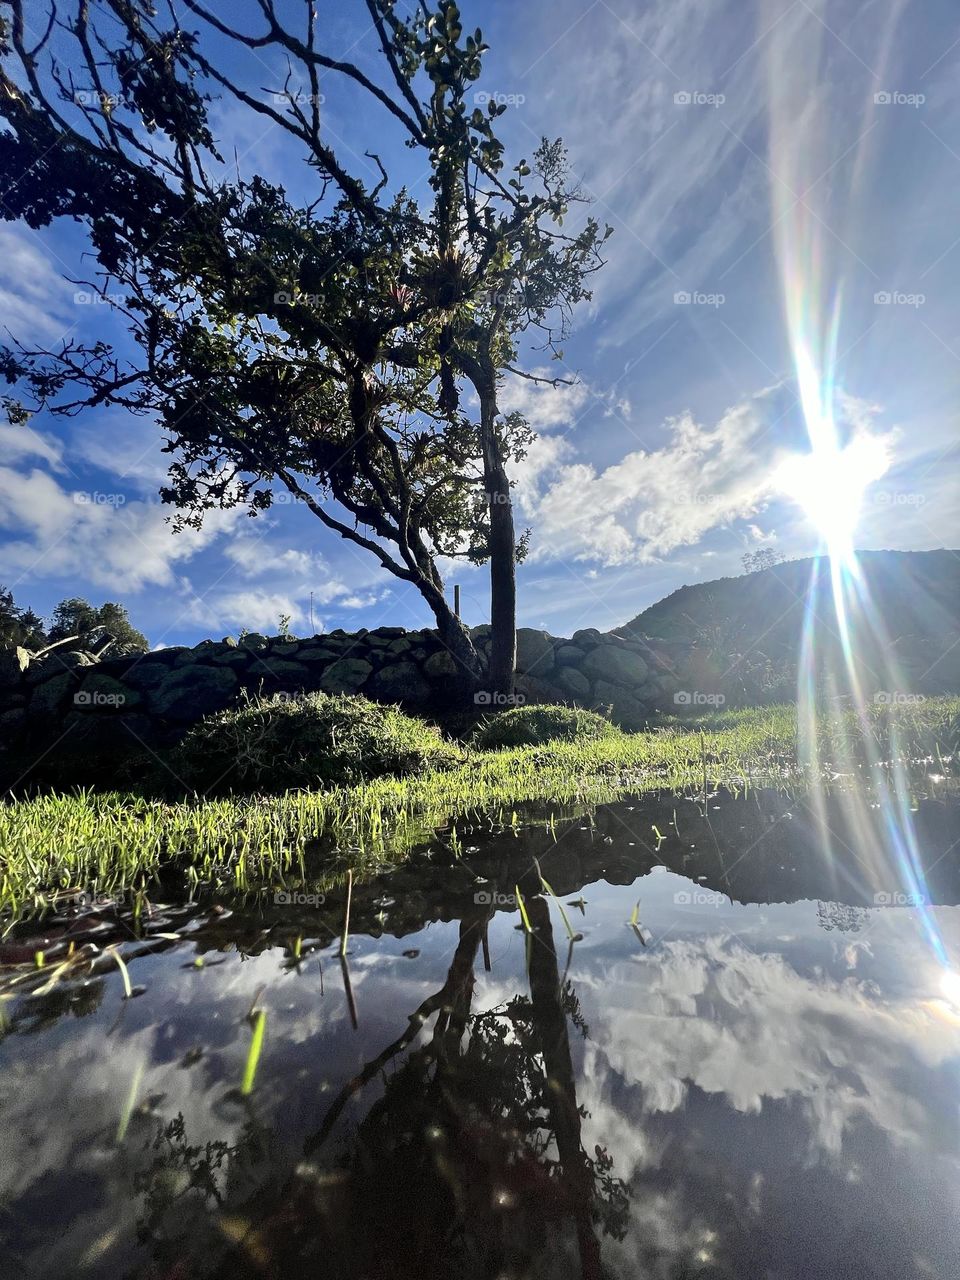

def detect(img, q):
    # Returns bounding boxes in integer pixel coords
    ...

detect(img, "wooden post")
[454,583,461,619]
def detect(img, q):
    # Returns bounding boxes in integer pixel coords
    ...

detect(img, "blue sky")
[1,0,958,647]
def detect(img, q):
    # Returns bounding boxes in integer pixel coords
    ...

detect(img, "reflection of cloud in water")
[0,945,454,1276]
[583,932,960,1146]
[575,923,960,1277]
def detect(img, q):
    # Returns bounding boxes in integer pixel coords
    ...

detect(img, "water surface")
[2,787,959,1279]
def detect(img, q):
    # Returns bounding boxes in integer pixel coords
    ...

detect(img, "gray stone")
[555,644,585,664]
[592,680,647,730]
[516,628,555,674]
[387,637,413,655]
[555,666,591,698]
[30,672,76,716]
[269,640,301,658]
[572,628,603,647]
[582,645,648,687]
[318,659,373,694]
[149,666,239,721]
[26,651,96,685]
[60,711,158,753]
[76,673,141,710]
[122,658,179,689]
[423,650,460,679]
[0,646,31,683]
[221,635,238,648]
[176,641,216,665]
[246,659,308,685]
[469,624,492,641]
[212,649,252,667]
[368,661,431,704]
[239,632,269,651]
[145,646,187,664]
[515,672,567,705]
[296,646,343,664]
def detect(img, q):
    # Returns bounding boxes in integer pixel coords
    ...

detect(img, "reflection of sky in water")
[1,868,958,1279]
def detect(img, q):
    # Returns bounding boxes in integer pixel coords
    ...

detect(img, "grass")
[0,699,956,923]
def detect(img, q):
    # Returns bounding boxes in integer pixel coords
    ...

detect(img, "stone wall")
[0,624,693,779]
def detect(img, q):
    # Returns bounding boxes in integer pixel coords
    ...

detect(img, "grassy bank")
[1,699,957,921]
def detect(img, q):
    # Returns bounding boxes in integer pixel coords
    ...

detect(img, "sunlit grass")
[0,698,956,923]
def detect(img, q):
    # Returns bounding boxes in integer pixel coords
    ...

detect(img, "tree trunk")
[479,374,517,699]
[422,577,483,699]
[527,896,604,1280]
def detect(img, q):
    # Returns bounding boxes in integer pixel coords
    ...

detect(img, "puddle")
[1,787,958,1278]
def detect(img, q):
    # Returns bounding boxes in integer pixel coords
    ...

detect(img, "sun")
[776,434,890,555]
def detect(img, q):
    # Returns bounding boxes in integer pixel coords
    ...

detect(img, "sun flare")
[776,434,890,554]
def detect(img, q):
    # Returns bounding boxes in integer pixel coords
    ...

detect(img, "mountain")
[616,550,960,700]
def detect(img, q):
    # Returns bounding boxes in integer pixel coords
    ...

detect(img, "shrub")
[472,704,620,750]
[175,692,463,793]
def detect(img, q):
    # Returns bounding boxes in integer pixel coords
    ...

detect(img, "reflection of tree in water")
[309,900,627,1279]
[129,1113,269,1278]
[129,904,626,1280]
[0,978,105,1041]
[816,900,869,933]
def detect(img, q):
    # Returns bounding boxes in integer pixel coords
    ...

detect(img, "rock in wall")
[0,625,696,782]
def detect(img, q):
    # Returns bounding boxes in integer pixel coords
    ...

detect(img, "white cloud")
[499,368,592,429]
[0,224,75,343]
[205,589,306,634]
[515,383,896,565]
[0,421,64,469]
[0,466,242,591]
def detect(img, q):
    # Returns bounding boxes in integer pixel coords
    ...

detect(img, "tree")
[179,0,611,692]
[0,584,45,650]
[46,597,149,653]
[741,547,784,574]
[0,2,606,697]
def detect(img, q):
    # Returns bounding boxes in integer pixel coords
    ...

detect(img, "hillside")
[616,550,960,698]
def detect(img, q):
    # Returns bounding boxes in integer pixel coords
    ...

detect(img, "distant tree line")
[0,586,148,654]
[741,548,784,574]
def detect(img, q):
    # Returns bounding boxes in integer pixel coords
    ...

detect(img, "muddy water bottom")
[1,787,959,1280]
